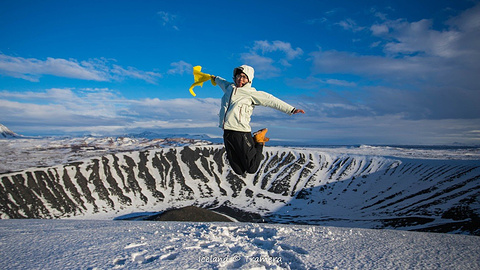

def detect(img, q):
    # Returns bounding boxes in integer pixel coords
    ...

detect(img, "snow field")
[0,219,479,270]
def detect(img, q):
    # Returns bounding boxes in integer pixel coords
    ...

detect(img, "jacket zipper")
[239,105,242,124]
[222,86,235,129]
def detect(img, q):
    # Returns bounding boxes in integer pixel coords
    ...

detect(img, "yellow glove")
[189,66,216,97]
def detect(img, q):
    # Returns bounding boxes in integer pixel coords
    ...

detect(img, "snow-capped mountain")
[0,123,19,138]
[128,131,223,143]
[1,145,479,235]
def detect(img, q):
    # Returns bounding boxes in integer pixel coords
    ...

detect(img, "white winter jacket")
[215,65,295,132]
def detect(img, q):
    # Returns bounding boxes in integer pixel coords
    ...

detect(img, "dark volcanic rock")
[151,206,233,222]
[212,205,266,223]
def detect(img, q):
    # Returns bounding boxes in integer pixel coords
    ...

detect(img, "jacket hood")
[233,65,254,85]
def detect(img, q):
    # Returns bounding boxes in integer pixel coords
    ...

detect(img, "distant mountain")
[127,131,223,144]
[1,145,479,235]
[0,124,20,138]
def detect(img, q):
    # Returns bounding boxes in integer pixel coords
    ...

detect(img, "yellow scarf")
[189,66,216,97]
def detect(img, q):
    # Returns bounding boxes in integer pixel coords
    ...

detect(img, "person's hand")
[293,109,305,114]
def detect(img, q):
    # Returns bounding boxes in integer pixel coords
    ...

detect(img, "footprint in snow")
[131,251,161,265]
[160,252,178,261]
[124,242,147,250]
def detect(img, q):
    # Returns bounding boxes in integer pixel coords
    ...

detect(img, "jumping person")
[210,65,305,175]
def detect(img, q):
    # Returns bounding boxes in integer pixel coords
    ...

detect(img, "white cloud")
[252,40,304,60]
[241,40,303,78]
[167,61,193,75]
[370,23,389,36]
[312,3,480,86]
[0,55,106,82]
[310,49,432,79]
[1,86,478,144]
[130,119,216,130]
[309,47,480,120]
[111,64,162,84]
[304,18,327,25]
[447,3,480,32]
[381,19,464,58]
[252,95,480,145]
[0,54,162,83]
[305,2,480,134]
[240,52,281,79]
[0,88,221,136]
[0,88,127,120]
[337,19,365,32]
[287,113,480,145]
[369,4,480,60]
[324,79,356,87]
[287,76,357,89]
[157,11,179,31]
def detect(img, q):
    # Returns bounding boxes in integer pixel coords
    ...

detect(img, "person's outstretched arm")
[251,91,305,116]
[212,75,233,94]
[292,108,305,114]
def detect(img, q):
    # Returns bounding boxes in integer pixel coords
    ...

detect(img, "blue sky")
[1,0,479,145]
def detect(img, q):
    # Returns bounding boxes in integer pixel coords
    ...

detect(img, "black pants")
[223,130,264,175]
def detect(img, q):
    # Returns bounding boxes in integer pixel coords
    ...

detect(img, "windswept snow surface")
[1,137,480,269]
[291,144,480,160]
[0,136,212,173]
[0,219,479,270]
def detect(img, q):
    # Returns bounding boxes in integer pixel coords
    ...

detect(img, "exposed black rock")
[150,206,233,222]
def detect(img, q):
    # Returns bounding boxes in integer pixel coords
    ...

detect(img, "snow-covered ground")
[291,144,480,160]
[0,136,212,173]
[0,219,479,270]
[1,136,479,269]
